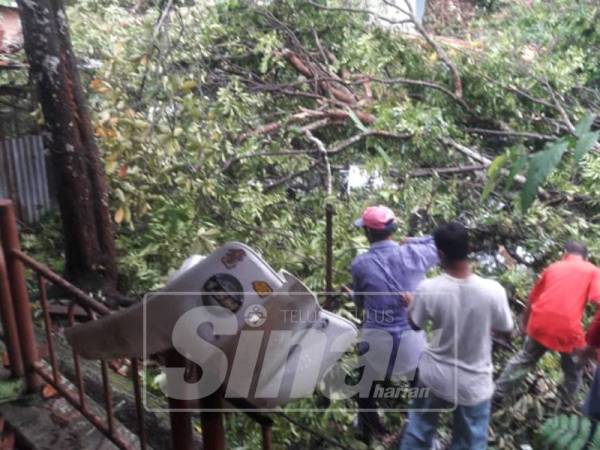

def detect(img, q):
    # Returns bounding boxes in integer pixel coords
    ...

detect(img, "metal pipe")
[0,239,24,377]
[32,363,133,450]
[38,276,59,383]
[11,248,110,316]
[324,203,334,310]
[199,392,225,450]
[167,398,196,450]
[68,303,87,411]
[166,351,196,450]
[261,424,273,450]
[130,359,147,450]
[0,199,41,392]
[100,360,115,435]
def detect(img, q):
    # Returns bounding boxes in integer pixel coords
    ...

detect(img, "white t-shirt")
[410,273,513,406]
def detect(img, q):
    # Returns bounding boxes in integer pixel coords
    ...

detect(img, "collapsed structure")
[66,242,358,408]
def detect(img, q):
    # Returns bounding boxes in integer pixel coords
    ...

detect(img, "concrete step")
[1,396,119,450]
[0,373,150,450]
[0,413,17,450]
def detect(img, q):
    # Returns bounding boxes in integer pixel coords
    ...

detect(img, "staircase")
[0,415,16,450]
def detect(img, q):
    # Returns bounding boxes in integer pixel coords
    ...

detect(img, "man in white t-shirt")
[399,222,513,450]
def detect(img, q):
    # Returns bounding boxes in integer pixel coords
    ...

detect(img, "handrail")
[1,198,274,450]
[30,269,145,450]
[11,248,111,316]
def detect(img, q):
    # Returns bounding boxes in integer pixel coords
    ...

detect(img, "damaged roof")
[0,5,25,70]
[0,5,23,55]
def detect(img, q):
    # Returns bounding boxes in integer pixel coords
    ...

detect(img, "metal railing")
[21,252,147,450]
[0,199,146,449]
[0,198,273,450]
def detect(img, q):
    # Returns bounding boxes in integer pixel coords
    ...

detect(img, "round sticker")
[244,304,267,327]
[202,273,244,312]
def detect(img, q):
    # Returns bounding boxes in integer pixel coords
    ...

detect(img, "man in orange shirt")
[495,241,600,405]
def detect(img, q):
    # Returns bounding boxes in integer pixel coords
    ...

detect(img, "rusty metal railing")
[0,199,147,450]
[27,269,147,450]
[0,198,274,450]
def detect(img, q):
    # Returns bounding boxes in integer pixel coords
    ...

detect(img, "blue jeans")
[399,392,491,450]
[583,366,600,421]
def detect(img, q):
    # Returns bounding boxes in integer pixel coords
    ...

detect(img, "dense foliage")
[12,0,600,447]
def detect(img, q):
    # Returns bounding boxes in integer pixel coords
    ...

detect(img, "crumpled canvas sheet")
[65,242,358,407]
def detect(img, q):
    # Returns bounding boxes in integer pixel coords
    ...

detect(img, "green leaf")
[520,140,569,213]
[259,54,270,74]
[0,378,24,402]
[574,131,600,161]
[504,154,528,193]
[574,113,596,137]
[537,414,600,450]
[482,153,508,201]
[374,144,391,165]
[345,108,369,132]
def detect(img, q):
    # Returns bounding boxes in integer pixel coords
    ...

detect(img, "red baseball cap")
[354,206,397,230]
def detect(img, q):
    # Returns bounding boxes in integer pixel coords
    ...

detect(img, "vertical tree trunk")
[15,0,119,294]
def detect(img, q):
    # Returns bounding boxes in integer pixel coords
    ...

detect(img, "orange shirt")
[527,254,600,353]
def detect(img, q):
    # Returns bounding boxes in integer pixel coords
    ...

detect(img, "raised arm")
[402,235,439,270]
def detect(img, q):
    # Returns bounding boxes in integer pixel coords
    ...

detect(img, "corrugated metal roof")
[0,134,52,223]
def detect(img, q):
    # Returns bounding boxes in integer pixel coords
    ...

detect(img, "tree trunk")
[15,0,119,297]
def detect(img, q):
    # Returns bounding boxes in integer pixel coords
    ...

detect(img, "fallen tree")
[22,0,600,448]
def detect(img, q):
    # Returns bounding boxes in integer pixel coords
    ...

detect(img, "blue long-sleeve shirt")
[351,236,438,335]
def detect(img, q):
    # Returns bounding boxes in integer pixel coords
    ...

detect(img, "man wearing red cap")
[351,205,438,441]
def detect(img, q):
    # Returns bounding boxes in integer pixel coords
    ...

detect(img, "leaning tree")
[15,0,122,302]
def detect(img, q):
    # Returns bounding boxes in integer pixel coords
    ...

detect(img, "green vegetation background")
[3,0,600,447]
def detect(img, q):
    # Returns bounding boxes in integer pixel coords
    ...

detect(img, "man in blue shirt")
[351,205,438,441]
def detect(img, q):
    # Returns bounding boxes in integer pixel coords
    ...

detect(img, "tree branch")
[466,127,558,141]
[327,129,412,155]
[237,109,375,143]
[404,164,488,177]
[479,73,558,111]
[385,0,463,98]
[303,0,411,26]
[262,161,320,193]
[442,138,527,184]
[304,129,332,195]
[367,76,470,110]
[544,80,576,134]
